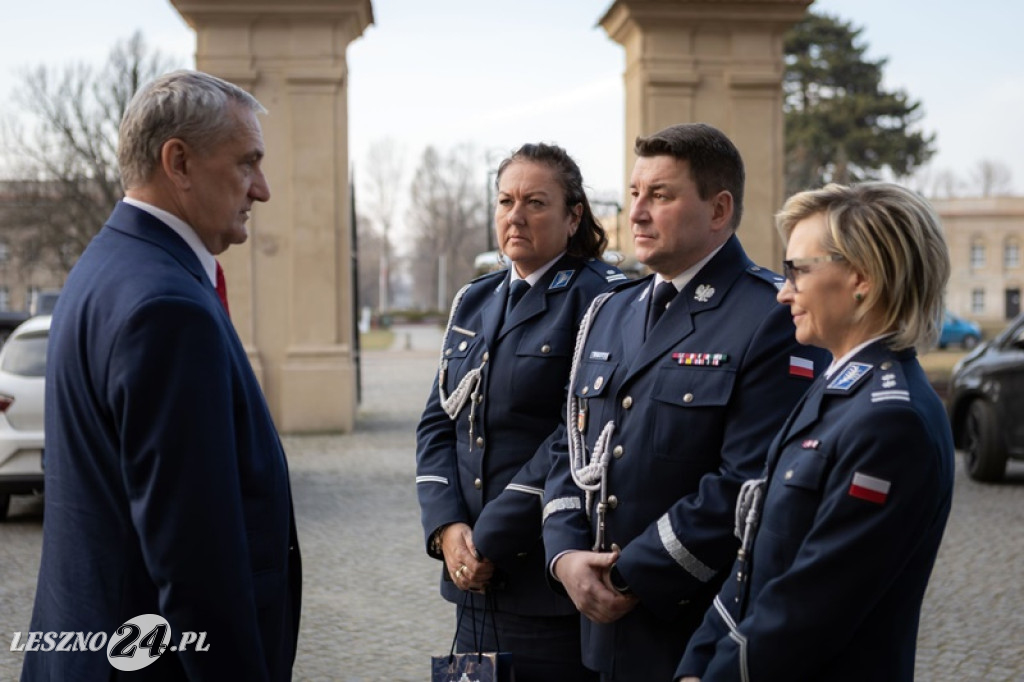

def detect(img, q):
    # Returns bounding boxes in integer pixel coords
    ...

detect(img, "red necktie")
[215,261,230,317]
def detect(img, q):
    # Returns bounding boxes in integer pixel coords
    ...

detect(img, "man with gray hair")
[22,70,301,681]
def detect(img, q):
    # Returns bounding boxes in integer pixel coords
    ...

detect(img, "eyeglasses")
[782,255,845,292]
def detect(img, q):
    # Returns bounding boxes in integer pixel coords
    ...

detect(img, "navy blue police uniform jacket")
[677,341,954,682]
[22,202,301,682]
[542,235,829,681]
[416,254,625,615]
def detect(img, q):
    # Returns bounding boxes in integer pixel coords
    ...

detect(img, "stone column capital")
[171,0,373,29]
[600,0,812,44]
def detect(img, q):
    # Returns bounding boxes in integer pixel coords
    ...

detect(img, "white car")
[0,315,49,519]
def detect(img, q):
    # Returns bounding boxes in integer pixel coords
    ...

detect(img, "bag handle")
[447,592,502,665]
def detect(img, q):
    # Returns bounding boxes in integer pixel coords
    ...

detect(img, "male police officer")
[542,123,827,681]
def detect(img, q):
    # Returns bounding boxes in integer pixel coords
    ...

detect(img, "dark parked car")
[947,313,1024,481]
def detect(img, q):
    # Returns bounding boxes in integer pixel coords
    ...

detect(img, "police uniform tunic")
[677,340,955,682]
[542,236,828,681]
[416,254,625,617]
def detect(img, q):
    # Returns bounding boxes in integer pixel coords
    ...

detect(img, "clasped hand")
[440,523,495,593]
[553,550,638,623]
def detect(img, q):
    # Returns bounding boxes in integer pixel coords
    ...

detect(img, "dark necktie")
[646,281,677,335]
[215,261,230,317]
[506,279,530,321]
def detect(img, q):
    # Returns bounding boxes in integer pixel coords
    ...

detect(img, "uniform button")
[541,344,551,354]
[474,478,482,490]
[482,351,490,361]
[445,348,453,357]
[582,386,589,395]
[475,437,484,448]
[683,393,694,403]
[610,543,621,553]
[880,361,893,370]
[458,341,468,351]
[613,445,624,458]
[594,376,604,390]
[607,495,619,509]
[784,469,794,480]
[621,396,633,409]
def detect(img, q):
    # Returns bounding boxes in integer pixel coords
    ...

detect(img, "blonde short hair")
[776,182,950,351]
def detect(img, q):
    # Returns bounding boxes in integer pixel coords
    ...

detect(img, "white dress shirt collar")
[825,334,895,378]
[510,251,566,287]
[651,242,726,294]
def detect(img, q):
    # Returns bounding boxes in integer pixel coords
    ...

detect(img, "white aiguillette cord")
[436,284,489,450]
[566,291,617,550]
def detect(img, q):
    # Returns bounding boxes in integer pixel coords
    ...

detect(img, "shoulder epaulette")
[583,257,629,284]
[745,264,786,290]
[469,268,509,285]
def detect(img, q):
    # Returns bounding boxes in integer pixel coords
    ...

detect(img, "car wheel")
[962,335,979,350]
[0,493,9,521]
[964,400,1008,482]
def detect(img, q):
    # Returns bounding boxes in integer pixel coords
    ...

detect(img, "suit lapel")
[498,256,576,340]
[480,277,506,345]
[774,379,827,454]
[623,236,747,383]
[105,201,207,285]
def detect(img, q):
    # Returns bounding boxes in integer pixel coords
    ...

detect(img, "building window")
[0,287,8,311]
[970,240,986,270]
[1006,239,1021,269]
[0,242,8,263]
[971,288,985,315]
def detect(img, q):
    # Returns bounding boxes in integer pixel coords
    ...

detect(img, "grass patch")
[919,349,966,379]
[359,329,395,351]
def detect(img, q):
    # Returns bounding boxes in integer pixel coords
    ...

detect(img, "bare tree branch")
[0,31,180,276]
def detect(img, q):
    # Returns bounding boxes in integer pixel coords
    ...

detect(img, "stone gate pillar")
[600,0,811,268]
[169,0,373,433]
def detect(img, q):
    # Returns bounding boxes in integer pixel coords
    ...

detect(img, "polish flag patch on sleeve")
[789,356,815,379]
[849,472,891,504]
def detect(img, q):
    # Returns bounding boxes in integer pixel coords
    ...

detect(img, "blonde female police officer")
[678,182,955,682]
[416,143,624,682]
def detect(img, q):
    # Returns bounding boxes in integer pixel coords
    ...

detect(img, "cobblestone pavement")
[1,324,1022,680]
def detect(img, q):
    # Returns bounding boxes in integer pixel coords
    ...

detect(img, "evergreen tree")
[783,12,935,195]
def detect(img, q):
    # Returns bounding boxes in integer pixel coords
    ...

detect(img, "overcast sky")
[2,0,1022,201]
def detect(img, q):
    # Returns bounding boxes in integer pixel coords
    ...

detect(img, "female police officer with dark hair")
[416,143,624,681]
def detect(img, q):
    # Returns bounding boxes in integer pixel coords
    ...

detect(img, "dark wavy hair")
[495,143,608,259]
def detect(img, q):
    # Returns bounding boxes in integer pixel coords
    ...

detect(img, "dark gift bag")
[430,651,514,682]
[431,593,515,682]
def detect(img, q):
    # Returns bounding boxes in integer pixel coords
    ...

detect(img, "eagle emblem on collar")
[694,284,715,303]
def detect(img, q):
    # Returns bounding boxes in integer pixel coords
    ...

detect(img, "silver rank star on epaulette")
[871,363,910,403]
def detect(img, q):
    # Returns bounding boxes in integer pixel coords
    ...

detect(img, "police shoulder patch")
[549,269,575,289]
[825,362,873,393]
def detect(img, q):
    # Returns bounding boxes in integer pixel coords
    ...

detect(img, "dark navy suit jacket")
[416,254,624,616]
[678,341,954,682]
[542,236,829,681]
[23,202,301,681]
